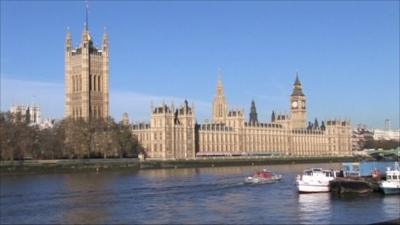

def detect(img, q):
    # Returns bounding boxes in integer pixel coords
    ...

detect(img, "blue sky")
[1,1,399,129]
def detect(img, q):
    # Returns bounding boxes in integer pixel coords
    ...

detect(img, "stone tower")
[212,73,228,124]
[175,100,196,159]
[290,73,307,129]
[65,8,109,120]
[249,100,258,124]
[122,112,129,126]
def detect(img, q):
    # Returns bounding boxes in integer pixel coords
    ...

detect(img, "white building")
[373,129,400,141]
[10,104,41,125]
[10,104,55,129]
[373,119,400,141]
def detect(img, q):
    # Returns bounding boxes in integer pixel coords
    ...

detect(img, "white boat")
[296,168,336,193]
[380,162,400,195]
[244,169,282,184]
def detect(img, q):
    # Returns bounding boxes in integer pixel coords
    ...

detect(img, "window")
[89,74,92,91]
[93,75,96,91]
[98,76,101,91]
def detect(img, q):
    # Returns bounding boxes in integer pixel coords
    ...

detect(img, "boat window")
[393,175,398,180]
[343,165,350,172]
[387,175,392,180]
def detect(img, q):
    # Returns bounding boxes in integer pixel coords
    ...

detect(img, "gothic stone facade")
[65,25,109,120]
[132,75,352,160]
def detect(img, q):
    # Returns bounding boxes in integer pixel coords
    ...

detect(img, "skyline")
[1,1,399,129]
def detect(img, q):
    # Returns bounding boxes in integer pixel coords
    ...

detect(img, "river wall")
[0,156,357,175]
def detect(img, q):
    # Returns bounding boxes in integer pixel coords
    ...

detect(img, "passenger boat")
[296,168,336,193]
[380,162,400,195]
[244,169,282,184]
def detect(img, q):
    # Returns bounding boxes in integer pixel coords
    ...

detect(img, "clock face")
[292,101,298,108]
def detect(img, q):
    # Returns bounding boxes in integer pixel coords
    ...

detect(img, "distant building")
[384,119,392,131]
[10,104,41,125]
[10,104,55,129]
[372,119,400,141]
[122,112,130,126]
[39,118,56,129]
[373,129,400,141]
[132,74,352,160]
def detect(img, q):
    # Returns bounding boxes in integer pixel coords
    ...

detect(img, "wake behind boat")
[244,169,282,184]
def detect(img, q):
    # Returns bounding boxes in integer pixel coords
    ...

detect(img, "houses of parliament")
[65,20,352,160]
[131,75,352,160]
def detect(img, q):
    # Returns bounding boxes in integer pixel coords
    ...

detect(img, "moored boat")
[296,168,336,193]
[380,162,400,195]
[244,169,282,184]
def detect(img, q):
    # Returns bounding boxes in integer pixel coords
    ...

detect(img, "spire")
[103,27,108,40]
[82,1,91,42]
[102,26,109,49]
[271,110,276,122]
[216,68,224,96]
[66,27,71,39]
[291,72,305,96]
[249,99,258,124]
[85,0,89,31]
[66,27,71,43]
[294,72,301,86]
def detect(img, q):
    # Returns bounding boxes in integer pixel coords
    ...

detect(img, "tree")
[0,111,145,161]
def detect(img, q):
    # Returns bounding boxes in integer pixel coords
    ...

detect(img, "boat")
[244,169,282,184]
[380,162,400,195]
[296,168,336,193]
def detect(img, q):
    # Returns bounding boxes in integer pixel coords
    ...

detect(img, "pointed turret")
[212,69,228,123]
[313,118,319,129]
[271,110,276,122]
[84,0,89,32]
[320,120,326,130]
[291,72,305,97]
[65,27,72,50]
[249,99,258,124]
[81,1,91,44]
[102,27,109,52]
[216,69,224,96]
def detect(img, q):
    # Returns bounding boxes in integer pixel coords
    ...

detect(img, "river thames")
[1,163,399,224]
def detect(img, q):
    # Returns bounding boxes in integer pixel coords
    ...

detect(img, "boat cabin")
[386,173,399,182]
[303,168,335,178]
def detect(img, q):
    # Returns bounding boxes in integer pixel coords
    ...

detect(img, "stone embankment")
[0,156,355,175]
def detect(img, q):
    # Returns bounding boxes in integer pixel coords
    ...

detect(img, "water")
[1,163,399,224]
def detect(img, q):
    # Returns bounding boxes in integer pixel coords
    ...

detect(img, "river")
[1,163,399,224]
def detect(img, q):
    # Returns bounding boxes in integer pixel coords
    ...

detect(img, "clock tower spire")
[290,72,307,129]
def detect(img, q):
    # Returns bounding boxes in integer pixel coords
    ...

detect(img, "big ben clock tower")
[290,73,307,129]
